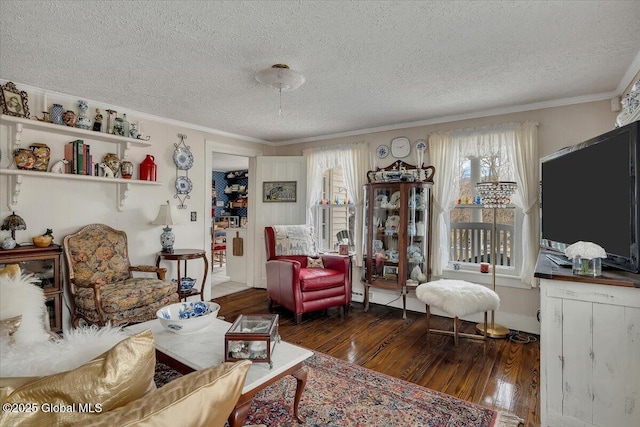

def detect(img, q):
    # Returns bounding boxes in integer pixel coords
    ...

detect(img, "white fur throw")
[0,272,50,344]
[0,324,130,377]
[415,279,500,317]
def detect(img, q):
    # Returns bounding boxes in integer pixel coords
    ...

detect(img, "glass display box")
[225,314,280,368]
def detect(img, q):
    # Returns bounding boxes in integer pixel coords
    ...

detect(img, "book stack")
[63,140,93,175]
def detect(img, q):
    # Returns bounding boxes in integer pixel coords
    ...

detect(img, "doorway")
[204,139,263,300]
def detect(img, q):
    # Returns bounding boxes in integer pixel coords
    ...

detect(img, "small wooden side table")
[156,249,209,301]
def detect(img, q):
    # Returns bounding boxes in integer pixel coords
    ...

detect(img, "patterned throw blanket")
[273,225,317,256]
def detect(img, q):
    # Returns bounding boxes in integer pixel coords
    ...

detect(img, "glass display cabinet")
[225,314,280,368]
[0,244,63,332]
[362,161,434,319]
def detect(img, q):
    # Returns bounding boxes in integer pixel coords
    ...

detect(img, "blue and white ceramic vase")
[160,226,175,253]
[75,100,92,130]
[50,103,64,125]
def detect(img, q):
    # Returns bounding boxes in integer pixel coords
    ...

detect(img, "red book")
[64,143,74,174]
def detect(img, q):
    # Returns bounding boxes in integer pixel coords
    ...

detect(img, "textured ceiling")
[1,1,639,144]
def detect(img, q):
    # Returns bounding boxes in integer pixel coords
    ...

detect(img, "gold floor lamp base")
[476,323,510,339]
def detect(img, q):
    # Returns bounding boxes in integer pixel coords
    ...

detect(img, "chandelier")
[255,64,305,116]
[476,181,517,208]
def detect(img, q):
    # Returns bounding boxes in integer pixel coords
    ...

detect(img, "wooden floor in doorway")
[214,288,540,427]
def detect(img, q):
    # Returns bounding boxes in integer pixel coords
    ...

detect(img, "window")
[444,128,522,275]
[449,156,517,270]
[304,142,369,266]
[313,168,356,253]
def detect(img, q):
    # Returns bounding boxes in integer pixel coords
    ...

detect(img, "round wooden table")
[156,249,209,301]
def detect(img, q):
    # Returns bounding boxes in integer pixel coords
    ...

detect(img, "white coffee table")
[126,318,313,427]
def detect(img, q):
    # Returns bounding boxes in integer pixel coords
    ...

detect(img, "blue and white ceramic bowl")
[172,277,197,291]
[156,301,220,334]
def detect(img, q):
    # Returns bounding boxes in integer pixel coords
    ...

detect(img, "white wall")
[273,99,619,333]
[0,85,273,329]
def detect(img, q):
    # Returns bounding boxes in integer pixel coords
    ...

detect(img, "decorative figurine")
[50,159,68,173]
[93,108,103,131]
[99,162,114,178]
[75,100,91,130]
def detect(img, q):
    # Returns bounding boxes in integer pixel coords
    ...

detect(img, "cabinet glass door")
[407,185,429,282]
[372,184,400,286]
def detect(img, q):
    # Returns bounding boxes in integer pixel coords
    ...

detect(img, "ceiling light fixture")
[255,64,305,116]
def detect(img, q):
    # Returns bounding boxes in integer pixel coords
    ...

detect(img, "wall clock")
[376,145,389,159]
[390,137,410,158]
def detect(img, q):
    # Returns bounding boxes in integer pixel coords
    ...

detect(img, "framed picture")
[263,181,297,202]
[383,265,398,280]
[0,81,30,118]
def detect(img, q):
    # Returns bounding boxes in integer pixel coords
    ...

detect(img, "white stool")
[416,279,500,348]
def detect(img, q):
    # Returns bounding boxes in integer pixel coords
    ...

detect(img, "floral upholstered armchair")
[63,224,179,327]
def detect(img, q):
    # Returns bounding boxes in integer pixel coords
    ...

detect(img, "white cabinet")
[540,278,640,427]
[0,115,161,211]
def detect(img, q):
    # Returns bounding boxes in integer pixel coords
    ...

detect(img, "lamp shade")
[1,211,26,240]
[255,64,305,91]
[151,202,180,226]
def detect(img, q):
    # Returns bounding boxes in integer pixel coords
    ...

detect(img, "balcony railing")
[450,222,513,266]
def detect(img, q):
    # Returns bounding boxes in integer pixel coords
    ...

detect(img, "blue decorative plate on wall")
[173,147,194,170]
[376,145,389,159]
[175,176,193,194]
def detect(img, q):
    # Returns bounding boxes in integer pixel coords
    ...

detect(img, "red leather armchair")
[264,226,351,325]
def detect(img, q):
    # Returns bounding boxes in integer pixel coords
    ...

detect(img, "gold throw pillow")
[75,360,252,427]
[307,257,325,268]
[0,329,155,427]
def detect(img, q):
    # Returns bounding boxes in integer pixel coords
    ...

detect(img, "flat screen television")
[541,120,640,273]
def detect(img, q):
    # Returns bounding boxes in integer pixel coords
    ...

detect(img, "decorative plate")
[175,176,193,194]
[376,145,390,159]
[373,240,384,251]
[173,147,194,170]
[389,191,401,207]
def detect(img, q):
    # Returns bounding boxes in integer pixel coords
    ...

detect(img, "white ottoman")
[416,279,499,347]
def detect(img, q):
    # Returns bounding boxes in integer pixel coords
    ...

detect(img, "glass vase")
[572,256,602,277]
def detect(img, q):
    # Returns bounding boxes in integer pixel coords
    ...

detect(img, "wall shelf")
[1,114,151,147]
[1,115,161,211]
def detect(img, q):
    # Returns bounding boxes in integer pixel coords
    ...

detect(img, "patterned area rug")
[155,352,523,427]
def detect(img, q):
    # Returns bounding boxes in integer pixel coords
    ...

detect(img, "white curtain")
[428,132,459,276]
[430,122,539,284]
[509,122,539,285]
[303,143,370,266]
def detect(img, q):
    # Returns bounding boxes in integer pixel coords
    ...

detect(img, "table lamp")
[1,211,27,247]
[475,181,517,339]
[151,201,180,253]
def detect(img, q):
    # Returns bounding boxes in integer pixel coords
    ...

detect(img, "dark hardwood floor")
[214,288,540,427]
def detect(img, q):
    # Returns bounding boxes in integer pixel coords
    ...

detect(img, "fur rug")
[0,272,50,344]
[1,325,130,377]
